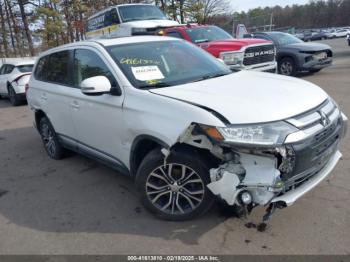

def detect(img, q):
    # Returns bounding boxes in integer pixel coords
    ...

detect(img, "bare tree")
[0,0,9,57]
[18,0,35,56]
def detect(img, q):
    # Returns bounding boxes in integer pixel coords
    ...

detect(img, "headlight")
[211,122,297,146]
[219,51,244,65]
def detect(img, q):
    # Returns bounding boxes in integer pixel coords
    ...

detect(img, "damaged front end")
[174,101,347,221]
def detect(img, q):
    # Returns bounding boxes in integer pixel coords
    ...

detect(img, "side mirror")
[80,76,111,95]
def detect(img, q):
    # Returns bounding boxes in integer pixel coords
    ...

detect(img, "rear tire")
[39,117,66,160]
[278,57,296,76]
[8,85,21,106]
[135,148,215,221]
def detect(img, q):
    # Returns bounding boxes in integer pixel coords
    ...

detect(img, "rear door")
[32,51,78,144]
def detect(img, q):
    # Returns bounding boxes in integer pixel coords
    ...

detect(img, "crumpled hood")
[150,71,328,124]
[125,19,179,28]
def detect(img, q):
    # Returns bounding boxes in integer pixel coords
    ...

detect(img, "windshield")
[185,26,233,43]
[269,32,303,45]
[16,64,34,73]
[106,40,232,89]
[118,5,167,22]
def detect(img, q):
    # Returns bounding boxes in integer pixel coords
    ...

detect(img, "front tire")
[135,148,215,221]
[39,117,66,160]
[278,57,296,76]
[8,85,21,106]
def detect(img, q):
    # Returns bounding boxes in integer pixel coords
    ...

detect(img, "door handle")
[70,101,80,109]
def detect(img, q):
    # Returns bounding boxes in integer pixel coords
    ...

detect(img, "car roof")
[1,59,35,67]
[89,3,155,19]
[38,36,180,57]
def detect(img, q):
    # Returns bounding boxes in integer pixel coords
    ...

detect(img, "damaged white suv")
[27,36,347,221]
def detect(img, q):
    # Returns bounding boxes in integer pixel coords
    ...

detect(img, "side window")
[74,49,117,88]
[46,51,72,85]
[34,56,50,81]
[0,65,6,75]
[4,65,14,74]
[166,31,184,39]
[110,8,120,24]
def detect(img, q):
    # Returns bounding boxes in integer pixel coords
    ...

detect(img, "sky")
[233,0,310,12]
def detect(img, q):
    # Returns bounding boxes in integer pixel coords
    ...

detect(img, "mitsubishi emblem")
[319,111,330,127]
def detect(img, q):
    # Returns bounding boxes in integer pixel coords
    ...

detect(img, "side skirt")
[58,134,131,177]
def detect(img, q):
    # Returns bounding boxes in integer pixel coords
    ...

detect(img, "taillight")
[25,83,29,96]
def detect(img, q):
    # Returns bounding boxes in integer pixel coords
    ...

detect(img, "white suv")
[27,36,347,221]
[0,60,35,106]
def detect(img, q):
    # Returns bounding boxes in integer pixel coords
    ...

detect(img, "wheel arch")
[130,135,170,176]
[34,109,48,131]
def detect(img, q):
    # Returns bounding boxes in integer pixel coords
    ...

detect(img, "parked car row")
[295,27,350,41]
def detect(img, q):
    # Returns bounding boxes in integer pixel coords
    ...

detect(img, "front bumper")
[229,61,277,73]
[300,57,332,71]
[271,150,341,206]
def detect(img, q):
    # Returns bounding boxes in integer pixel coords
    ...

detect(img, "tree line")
[211,0,350,34]
[1,0,350,58]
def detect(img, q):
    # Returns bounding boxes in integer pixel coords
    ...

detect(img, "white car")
[0,60,35,106]
[329,29,350,38]
[27,36,347,221]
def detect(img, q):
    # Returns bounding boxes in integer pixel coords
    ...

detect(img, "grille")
[243,44,275,66]
[283,99,342,184]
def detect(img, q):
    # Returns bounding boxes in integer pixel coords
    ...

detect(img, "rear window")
[17,64,34,73]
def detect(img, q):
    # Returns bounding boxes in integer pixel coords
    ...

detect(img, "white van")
[86,4,179,39]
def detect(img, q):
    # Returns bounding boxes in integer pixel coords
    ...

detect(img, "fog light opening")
[240,191,252,205]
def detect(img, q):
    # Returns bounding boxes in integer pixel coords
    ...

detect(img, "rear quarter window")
[34,56,49,81]
[34,51,73,86]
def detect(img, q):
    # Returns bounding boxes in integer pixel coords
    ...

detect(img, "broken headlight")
[216,122,297,146]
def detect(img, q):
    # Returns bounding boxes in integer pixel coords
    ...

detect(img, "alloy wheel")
[145,163,205,215]
[280,61,293,75]
[41,123,56,157]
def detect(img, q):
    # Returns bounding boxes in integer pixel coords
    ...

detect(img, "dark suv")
[245,32,332,76]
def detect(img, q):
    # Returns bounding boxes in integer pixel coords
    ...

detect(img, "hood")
[125,19,179,28]
[284,42,331,51]
[150,71,328,124]
[198,38,271,49]
[198,38,273,57]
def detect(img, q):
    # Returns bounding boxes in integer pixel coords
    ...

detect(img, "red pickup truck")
[161,24,277,72]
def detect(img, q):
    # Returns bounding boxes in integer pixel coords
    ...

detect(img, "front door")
[69,48,125,163]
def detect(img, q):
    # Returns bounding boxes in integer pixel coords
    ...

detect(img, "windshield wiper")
[145,17,164,20]
[192,72,231,83]
[195,39,210,43]
[139,82,171,89]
